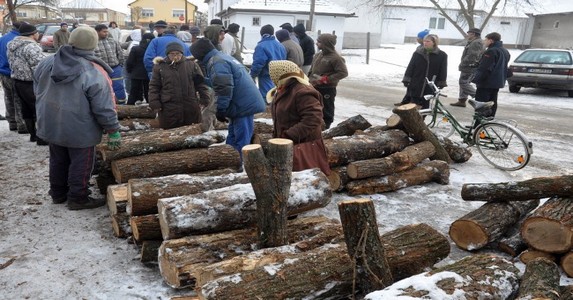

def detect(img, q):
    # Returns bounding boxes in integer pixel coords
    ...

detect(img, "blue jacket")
[143,33,191,73]
[0,29,20,76]
[249,35,286,79]
[472,41,511,89]
[202,49,266,118]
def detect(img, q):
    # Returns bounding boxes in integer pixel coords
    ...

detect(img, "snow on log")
[521,197,573,254]
[441,136,472,163]
[516,258,560,300]
[119,118,160,131]
[461,175,573,202]
[116,105,157,119]
[322,114,372,139]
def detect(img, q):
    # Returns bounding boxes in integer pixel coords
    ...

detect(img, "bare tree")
[4,0,60,24]
[131,6,143,25]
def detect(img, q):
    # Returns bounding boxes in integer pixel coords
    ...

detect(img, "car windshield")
[44,26,60,35]
[514,50,572,65]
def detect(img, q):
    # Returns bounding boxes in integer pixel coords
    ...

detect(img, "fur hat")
[190,38,215,61]
[189,26,201,35]
[467,28,481,35]
[280,23,294,32]
[227,23,240,34]
[18,23,37,36]
[69,26,98,51]
[165,42,184,55]
[417,29,430,39]
[275,29,290,42]
[154,20,168,28]
[260,24,274,36]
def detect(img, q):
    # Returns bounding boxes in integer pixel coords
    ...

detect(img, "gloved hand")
[402,81,409,87]
[436,81,447,89]
[216,111,228,123]
[107,131,121,150]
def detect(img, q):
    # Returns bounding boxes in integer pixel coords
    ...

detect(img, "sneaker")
[67,197,106,210]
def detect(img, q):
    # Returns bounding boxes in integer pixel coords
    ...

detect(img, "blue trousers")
[111,65,126,102]
[227,115,254,160]
[49,144,95,202]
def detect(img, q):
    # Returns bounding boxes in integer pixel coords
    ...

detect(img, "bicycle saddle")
[468,99,494,110]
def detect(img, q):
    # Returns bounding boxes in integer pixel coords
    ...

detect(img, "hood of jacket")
[7,37,35,53]
[317,34,336,54]
[51,45,113,83]
[204,24,223,46]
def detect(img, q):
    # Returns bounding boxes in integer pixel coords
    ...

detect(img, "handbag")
[292,139,331,176]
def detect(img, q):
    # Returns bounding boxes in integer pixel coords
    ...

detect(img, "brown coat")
[149,57,210,129]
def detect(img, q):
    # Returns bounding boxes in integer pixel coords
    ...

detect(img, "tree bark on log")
[560,252,573,277]
[250,133,272,148]
[516,258,560,300]
[346,141,435,179]
[119,118,160,131]
[111,145,241,183]
[364,254,520,300]
[497,211,533,257]
[338,199,393,294]
[116,105,157,119]
[254,120,273,135]
[346,160,449,196]
[561,285,573,300]
[159,216,344,289]
[519,249,557,264]
[328,166,349,192]
[131,214,162,242]
[441,136,472,163]
[461,175,573,202]
[128,172,250,216]
[140,240,162,263]
[449,199,539,251]
[521,197,573,254]
[157,169,332,239]
[98,125,217,162]
[243,139,293,248]
[324,129,410,167]
[392,103,452,163]
[107,184,127,215]
[322,114,372,139]
[111,212,131,238]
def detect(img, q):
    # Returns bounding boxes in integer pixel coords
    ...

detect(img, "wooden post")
[242,139,293,248]
[338,199,393,294]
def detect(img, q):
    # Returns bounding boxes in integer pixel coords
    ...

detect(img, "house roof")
[61,0,107,9]
[219,0,354,17]
[128,0,198,8]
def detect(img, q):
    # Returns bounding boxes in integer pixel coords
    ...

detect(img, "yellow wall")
[129,0,197,26]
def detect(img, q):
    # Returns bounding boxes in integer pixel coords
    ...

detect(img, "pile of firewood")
[116,104,160,131]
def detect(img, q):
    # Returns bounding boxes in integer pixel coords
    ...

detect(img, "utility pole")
[309,0,315,31]
[184,0,188,26]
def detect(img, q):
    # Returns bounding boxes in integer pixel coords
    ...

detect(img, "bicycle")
[419,78,533,171]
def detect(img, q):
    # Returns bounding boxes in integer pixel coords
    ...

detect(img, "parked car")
[39,25,61,52]
[508,48,573,97]
[36,23,59,40]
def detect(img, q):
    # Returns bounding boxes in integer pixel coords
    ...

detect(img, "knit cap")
[18,23,37,36]
[190,26,201,35]
[165,42,184,55]
[69,26,98,51]
[227,23,240,34]
[275,29,290,42]
[417,29,430,39]
[260,24,274,36]
[190,38,215,61]
[154,20,168,28]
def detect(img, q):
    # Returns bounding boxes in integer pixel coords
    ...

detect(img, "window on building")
[429,17,445,29]
[500,21,511,25]
[16,11,27,17]
[554,21,560,28]
[252,16,260,26]
[296,19,310,30]
[142,8,154,17]
[172,9,184,18]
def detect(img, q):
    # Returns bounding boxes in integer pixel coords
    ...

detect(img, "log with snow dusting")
[461,175,573,202]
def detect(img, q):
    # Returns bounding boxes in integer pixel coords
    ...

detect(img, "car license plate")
[528,68,552,74]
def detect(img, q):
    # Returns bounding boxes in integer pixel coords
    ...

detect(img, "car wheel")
[509,85,521,93]
[568,90,573,98]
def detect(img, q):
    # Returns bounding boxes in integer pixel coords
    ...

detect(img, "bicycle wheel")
[473,122,531,171]
[421,110,455,138]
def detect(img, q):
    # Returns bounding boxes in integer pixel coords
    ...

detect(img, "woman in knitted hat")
[148,42,211,129]
[268,60,330,175]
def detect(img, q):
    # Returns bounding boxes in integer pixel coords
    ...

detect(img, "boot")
[24,119,36,142]
[450,98,467,107]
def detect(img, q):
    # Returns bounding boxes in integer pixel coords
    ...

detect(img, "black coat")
[403,46,448,98]
[298,33,315,67]
[125,45,148,80]
[472,41,510,89]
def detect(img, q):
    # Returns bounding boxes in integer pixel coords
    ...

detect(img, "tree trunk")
[159,216,344,289]
[111,145,241,183]
[119,118,160,131]
[338,199,393,294]
[128,172,250,216]
[449,199,539,251]
[111,212,131,238]
[324,129,410,167]
[441,136,472,163]
[560,252,573,277]
[140,240,162,263]
[364,254,519,299]
[461,175,573,202]
[107,183,128,215]
[157,169,332,239]
[346,160,449,196]
[392,103,452,163]
[519,249,557,264]
[116,105,157,119]
[130,214,162,242]
[322,114,372,139]
[346,141,435,179]
[521,197,573,254]
[98,125,217,162]
[243,139,293,248]
[516,258,560,300]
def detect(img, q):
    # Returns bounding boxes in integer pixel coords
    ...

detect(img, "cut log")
[324,130,410,167]
[346,160,449,196]
[111,145,241,183]
[98,125,219,162]
[253,120,273,135]
[385,114,403,130]
[131,214,162,242]
[329,166,350,192]
[441,136,472,163]
[157,169,332,239]
[497,211,534,257]
[140,240,162,263]
[392,103,452,163]
[159,216,344,289]
[243,139,293,247]
[519,249,557,264]
[128,172,250,216]
[364,254,519,300]
[116,105,157,119]
[111,212,131,238]
[119,118,160,130]
[449,199,539,251]
[338,199,393,293]
[346,141,435,179]
[561,286,573,300]
[560,252,573,277]
[516,258,560,300]
[322,114,372,139]
[107,183,128,215]
[362,125,392,136]
[250,133,272,147]
[521,197,573,254]
[461,175,573,202]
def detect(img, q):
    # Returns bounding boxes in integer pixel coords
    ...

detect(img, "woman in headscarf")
[267,60,330,175]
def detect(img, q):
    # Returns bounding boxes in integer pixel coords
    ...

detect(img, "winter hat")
[190,38,215,61]
[130,29,142,42]
[69,26,99,50]
[189,26,201,35]
[154,20,168,28]
[417,29,430,39]
[275,29,290,42]
[165,25,178,34]
[165,42,184,55]
[280,23,294,32]
[293,23,306,35]
[12,22,22,30]
[227,23,240,34]
[467,28,481,35]
[210,19,223,25]
[60,22,68,27]
[18,23,37,36]
[260,24,274,36]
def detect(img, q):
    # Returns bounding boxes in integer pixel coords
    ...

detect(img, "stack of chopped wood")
[116,105,160,131]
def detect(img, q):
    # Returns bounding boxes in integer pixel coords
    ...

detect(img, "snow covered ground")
[1,43,572,299]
